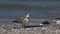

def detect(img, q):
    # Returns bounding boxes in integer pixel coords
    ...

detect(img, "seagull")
[13,13,31,26]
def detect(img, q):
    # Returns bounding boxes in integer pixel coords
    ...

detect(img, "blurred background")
[0,0,60,19]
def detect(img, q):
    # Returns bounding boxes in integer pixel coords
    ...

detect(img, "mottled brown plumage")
[13,13,31,26]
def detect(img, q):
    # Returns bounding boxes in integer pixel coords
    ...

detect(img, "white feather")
[25,13,30,18]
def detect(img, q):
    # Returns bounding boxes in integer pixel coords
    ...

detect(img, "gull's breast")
[24,18,29,22]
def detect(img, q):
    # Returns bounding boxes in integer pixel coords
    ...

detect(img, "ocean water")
[0,0,60,25]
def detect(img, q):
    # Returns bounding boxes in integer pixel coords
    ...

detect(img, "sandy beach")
[0,19,60,34]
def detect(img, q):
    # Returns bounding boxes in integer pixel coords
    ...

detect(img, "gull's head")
[25,13,31,18]
[23,13,31,22]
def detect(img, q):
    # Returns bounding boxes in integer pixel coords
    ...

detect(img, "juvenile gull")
[13,13,31,26]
